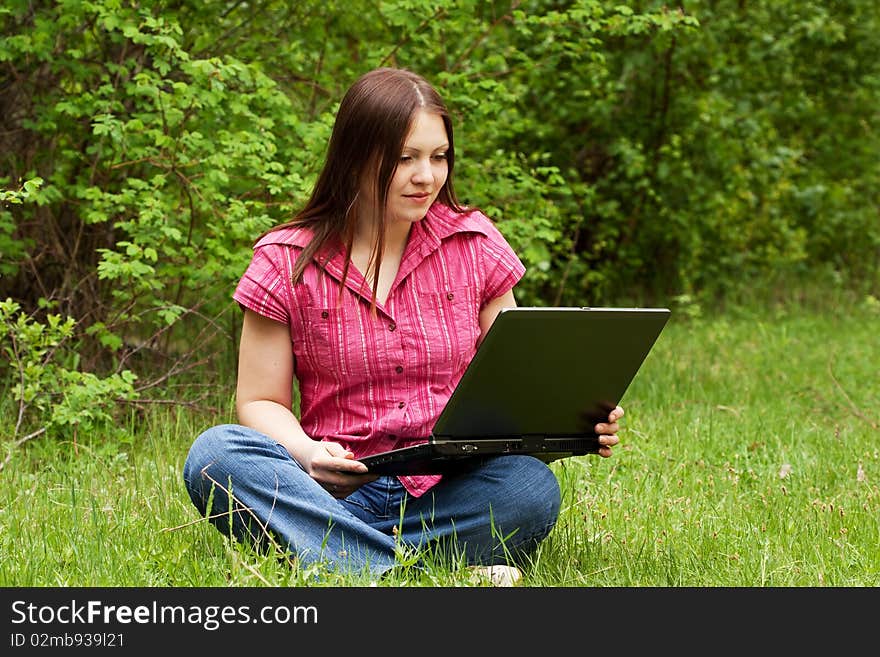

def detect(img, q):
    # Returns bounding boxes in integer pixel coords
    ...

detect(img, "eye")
[399,155,413,163]
[432,153,448,161]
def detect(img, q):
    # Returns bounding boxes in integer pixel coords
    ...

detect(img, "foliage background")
[1,0,879,441]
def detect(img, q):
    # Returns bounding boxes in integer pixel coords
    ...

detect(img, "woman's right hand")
[301,440,378,498]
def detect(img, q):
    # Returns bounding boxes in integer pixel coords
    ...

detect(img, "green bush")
[1,0,878,441]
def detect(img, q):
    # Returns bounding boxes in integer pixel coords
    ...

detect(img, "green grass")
[2,302,878,586]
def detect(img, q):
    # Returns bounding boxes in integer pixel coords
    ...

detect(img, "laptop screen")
[432,307,670,439]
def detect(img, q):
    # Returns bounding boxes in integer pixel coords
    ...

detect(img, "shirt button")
[388,323,397,331]
[321,311,329,319]
[398,402,405,409]
[446,292,455,300]
[395,366,404,374]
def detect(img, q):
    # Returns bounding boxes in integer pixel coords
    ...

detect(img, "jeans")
[182,424,561,577]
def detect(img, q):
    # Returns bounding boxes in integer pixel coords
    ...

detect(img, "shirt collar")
[252,204,490,306]
[253,225,313,250]
[422,202,490,240]
[395,204,488,281]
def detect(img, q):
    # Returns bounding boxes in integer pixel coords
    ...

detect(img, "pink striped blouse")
[233,203,525,497]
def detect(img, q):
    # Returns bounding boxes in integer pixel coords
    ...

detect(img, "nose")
[411,158,432,184]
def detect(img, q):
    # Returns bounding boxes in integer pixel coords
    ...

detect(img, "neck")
[350,217,411,305]
[354,216,411,256]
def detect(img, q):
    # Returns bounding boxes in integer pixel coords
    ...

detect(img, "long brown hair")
[266,67,464,302]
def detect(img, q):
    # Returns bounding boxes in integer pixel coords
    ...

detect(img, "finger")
[323,441,353,458]
[324,473,378,498]
[314,449,368,474]
[610,406,625,422]
[594,421,619,435]
[332,458,369,474]
[324,471,377,489]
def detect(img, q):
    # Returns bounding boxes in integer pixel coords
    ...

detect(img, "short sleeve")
[232,244,292,324]
[478,221,526,305]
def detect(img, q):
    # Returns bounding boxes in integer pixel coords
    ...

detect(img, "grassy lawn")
[2,303,878,586]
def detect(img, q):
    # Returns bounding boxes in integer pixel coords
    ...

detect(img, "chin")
[392,210,430,224]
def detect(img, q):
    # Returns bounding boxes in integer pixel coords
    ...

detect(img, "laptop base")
[361,436,601,476]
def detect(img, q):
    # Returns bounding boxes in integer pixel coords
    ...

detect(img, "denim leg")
[182,424,399,576]
[184,427,561,574]
[346,455,562,567]
[405,455,562,565]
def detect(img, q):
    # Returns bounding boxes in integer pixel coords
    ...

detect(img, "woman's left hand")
[594,405,624,458]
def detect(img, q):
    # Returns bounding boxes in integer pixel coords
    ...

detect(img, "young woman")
[183,67,623,585]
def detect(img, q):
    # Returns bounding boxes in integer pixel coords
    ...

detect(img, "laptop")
[359,306,671,476]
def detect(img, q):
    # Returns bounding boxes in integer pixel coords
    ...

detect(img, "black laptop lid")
[432,307,670,439]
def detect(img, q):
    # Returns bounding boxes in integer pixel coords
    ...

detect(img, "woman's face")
[362,109,449,228]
